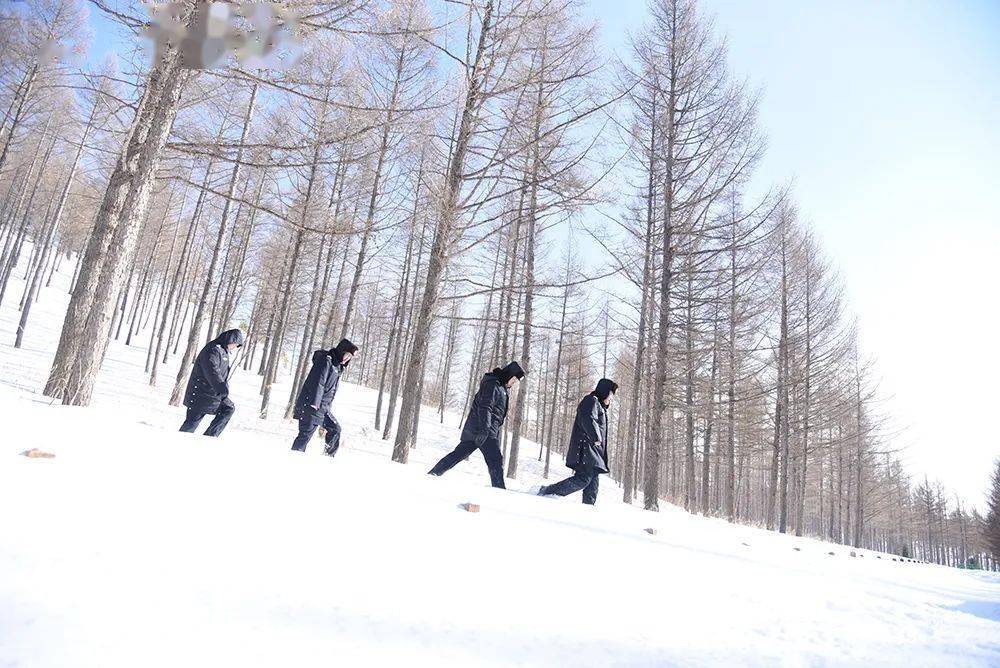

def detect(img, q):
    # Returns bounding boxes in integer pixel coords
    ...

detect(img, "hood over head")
[593,378,619,402]
[213,329,245,348]
[327,338,359,367]
[491,361,525,386]
[335,338,359,356]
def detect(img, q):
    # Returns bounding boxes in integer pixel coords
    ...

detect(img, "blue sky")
[586,0,1000,507]
[82,1,1000,506]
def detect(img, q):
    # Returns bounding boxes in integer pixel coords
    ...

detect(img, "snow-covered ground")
[1,261,999,667]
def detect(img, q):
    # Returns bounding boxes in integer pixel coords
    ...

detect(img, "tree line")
[0,0,995,570]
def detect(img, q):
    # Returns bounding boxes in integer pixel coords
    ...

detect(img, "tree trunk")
[43,11,196,404]
[145,183,189,373]
[683,265,696,510]
[260,230,305,418]
[725,207,738,521]
[700,321,719,514]
[0,63,39,176]
[506,33,548,479]
[169,82,257,405]
[284,235,331,419]
[391,0,495,463]
[438,299,460,422]
[646,16,679,511]
[623,105,655,502]
[150,160,212,385]
[543,259,571,479]
[796,246,813,537]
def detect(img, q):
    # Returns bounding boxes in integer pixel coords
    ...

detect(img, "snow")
[1,261,999,667]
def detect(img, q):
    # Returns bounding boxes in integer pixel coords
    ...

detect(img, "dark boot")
[323,413,342,457]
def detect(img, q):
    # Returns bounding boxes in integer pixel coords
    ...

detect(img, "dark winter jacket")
[460,372,510,445]
[565,394,610,474]
[293,348,348,419]
[183,329,244,413]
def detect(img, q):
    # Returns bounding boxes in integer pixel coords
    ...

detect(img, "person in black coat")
[428,361,525,488]
[291,338,359,456]
[536,378,618,505]
[179,328,245,437]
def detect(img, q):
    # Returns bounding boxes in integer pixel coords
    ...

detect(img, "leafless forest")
[1,0,996,569]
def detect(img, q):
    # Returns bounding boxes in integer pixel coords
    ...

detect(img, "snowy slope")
[1,264,999,667]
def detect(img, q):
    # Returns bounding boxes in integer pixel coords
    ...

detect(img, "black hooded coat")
[460,372,510,445]
[565,394,610,474]
[293,347,349,419]
[183,329,244,413]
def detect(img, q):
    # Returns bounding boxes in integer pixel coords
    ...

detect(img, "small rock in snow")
[20,449,55,459]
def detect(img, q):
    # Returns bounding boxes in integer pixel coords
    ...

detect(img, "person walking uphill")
[428,361,525,488]
[536,378,618,505]
[179,328,245,437]
[291,338,359,456]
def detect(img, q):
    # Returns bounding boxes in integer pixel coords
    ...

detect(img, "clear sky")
[586,0,1000,508]
[82,1,999,507]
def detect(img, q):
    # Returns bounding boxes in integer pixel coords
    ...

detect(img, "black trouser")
[291,410,342,456]
[542,464,599,505]
[179,398,235,437]
[428,435,506,489]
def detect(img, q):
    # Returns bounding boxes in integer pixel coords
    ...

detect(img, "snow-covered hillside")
[1,266,999,667]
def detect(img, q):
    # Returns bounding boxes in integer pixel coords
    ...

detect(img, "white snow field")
[1,263,999,668]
